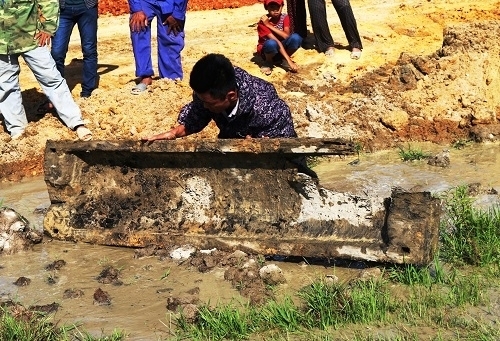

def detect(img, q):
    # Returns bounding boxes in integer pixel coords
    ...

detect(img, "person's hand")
[34,31,52,46]
[260,15,270,26]
[163,15,183,35]
[288,60,298,73]
[130,11,148,32]
[141,131,177,142]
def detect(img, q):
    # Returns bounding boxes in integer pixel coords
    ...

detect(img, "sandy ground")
[1,0,500,181]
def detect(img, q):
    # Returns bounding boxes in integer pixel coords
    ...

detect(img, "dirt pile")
[98,0,259,15]
[1,0,499,182]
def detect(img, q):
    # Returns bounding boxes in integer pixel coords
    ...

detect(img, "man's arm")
[141,124,188,141]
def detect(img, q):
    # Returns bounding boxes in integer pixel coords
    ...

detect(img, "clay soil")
[1,0,500,182]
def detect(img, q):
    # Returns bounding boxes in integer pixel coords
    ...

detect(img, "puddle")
[315,141,500,207]
[1,142,499,339]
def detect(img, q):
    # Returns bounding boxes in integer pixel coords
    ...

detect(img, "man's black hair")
[189,54,237,100]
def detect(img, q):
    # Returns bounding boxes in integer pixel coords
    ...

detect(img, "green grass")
[440,185,500,266]
[0,307,126,341]
[398,145,431,161]
[451,139,473,150]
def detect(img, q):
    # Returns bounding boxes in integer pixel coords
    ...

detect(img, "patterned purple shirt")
[178,67,297,138]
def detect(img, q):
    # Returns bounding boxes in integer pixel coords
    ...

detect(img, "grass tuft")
[397,145,431,161]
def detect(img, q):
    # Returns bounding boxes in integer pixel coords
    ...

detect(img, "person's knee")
[50,48,65,63]
[289,33,303,47]
[263,40,279,54]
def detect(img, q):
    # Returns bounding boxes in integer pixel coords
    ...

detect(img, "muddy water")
[1,142,499,339]
[316,141,500,205]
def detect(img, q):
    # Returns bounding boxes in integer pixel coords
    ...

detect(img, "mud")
[1,1,500,182]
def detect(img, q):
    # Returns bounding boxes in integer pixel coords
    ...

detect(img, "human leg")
[331,0,363,51]
[260,40,279,75]
[23,47,86,130]
[130,2,155,85]
[307,0,335,53]
[0,54,28,138]
[156,15,185,80]
[50,7,76,78]
[76,4,99,97]
[283,33,303,56]
[286,0,308,38]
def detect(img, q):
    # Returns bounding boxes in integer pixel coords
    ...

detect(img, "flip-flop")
[350,50,362,60]
[260,65,272,76]
[76,126,93,141]
[325,48,335,57]
[131,82,148,95]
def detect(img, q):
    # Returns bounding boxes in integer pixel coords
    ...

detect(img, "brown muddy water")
[0,142,499,340]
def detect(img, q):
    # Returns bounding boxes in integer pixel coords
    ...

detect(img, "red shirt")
[257,13,290,54]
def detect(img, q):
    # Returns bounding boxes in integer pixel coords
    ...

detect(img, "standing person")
[285,0,307,39]
[257,0,302,75]
[332,0,362,59]
[128,0,187,94]
[288,0,363,59]
[142,53,317,178]
[38,0,99,113]
[0,0,93,141]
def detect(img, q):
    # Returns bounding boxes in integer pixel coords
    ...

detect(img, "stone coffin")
[43,138,441,265]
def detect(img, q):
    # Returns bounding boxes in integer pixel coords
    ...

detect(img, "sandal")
[325,48,335,57]
[350,50,362,60]
[76,126,93,141]
[37,100,56,114]
[260,65,272,76]
[130,82,148,95]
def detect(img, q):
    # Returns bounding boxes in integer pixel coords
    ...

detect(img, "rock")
[13,277,31,286]
[0,207,42,254]
[380,109,409,131]
[63,289,85,299]
[96,266,123,285]
[259,264,286,285]
[170,245,196,260]
[45,259,67,271]
[427,150,450,167]
[93,288,111,305]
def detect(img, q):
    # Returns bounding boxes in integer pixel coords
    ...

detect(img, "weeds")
[0,307,125,341]
[440,185,500,266]
[397,144,431,161]
[451,139,473,150]
[388,257,449,287]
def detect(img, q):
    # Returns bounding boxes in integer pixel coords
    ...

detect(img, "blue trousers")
[262,33,303,59]
[130,1,185,80]
[51,3,98,97]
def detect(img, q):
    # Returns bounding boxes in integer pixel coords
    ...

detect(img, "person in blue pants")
[128,0,187,94]
[38,0,98,113]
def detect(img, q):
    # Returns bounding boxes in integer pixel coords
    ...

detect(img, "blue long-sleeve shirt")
[128,0,187,20]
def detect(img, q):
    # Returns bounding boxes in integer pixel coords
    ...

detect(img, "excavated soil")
[1,0,500,182]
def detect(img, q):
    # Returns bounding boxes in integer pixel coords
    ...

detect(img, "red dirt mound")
[98,0,260,16]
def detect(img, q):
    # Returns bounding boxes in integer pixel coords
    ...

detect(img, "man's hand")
[130,11,148,32]
[163,15,183,35]
[34,31,52,47]
[141,131,177,142]
[260,15,270,26]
